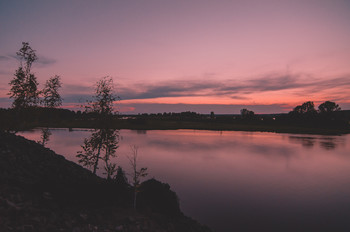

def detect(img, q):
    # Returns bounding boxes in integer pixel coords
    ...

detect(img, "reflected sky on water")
[18,129,350,232]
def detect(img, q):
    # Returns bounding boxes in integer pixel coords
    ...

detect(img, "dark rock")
[138,179,181,216]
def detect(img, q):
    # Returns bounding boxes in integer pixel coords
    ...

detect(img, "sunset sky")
[1,0,349,114]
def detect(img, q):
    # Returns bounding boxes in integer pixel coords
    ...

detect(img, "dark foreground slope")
[0,132,212,232]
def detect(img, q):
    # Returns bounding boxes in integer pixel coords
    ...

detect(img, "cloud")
[0,70,12,75]
[53,72,350,113]
[60,94,92,103]
[8,54,20,61]
[119,81,216,100]
[35,56,56,67]
[0,97,11,102]
[219,75,304,93]
[117,73,350,101]
[0,98,11,108]
[8,54,56,67]
[0,86,8,91]
[0,55,10,61]
[64,84,93,94]
[230,95,250,100]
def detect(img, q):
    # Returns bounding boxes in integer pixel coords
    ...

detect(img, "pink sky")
[1,0,350,114]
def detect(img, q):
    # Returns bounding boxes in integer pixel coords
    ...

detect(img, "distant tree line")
[239,101,343,120]
[289,101,341,118]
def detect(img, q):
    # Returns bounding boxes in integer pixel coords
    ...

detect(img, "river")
[18,129,350,232]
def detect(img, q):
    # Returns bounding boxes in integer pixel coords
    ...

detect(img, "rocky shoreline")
[0,131,212,232]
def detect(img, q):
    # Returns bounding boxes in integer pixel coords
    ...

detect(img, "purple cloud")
[117,73,350,100]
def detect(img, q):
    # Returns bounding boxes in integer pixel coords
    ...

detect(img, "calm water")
[18,129,350,232]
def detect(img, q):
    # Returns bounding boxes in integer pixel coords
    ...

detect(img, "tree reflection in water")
[39,127,52,147]
[288,135,342,150]
[77,128,119,179]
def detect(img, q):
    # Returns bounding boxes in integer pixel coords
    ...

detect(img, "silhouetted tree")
[85,76,118,123]
[210,111,215,119]
[289,101,318,122]
[9,42,39,109]
[77,129,119,178]
[240,108,255,119]
[37,75,62,146]
[114,166,128,186]
[292,101,316,114]
[77,77,120,178]
[318,101,341,113]
[41,75,62,108]
[128,145,148,209]
[77,129,104,174]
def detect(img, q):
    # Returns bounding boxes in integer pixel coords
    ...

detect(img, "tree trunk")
[93,142,102,174]
[133,190,137,209]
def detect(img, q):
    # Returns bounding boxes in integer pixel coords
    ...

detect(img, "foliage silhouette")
[84,76,118,122]
[77,77,120,179]
[114,166,129,186]
[41,75,63,108]
[291,101,316,115]
[77,129,120,179]
[240,108,255,119]
[9,42,39,109]
[5,42,63,132]
[319,101,341,113]
[38,127,52,147]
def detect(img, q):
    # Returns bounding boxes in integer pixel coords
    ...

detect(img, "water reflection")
[289,136,316,148]
[288,135,345,150]
[136,130,147,134]
[77,128,120,179]
[39,127,52,146]
[18,129,350,232]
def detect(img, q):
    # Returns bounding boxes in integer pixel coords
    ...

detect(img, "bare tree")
[128,145,148,209]
[41,75,62,108]
[9,42,39,109]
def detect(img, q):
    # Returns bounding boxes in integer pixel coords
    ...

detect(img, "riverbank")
[27,119,350,135]
[0,131,212,232]
[1,108,349,135]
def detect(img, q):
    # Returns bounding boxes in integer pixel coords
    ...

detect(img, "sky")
[1,0,350,114]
